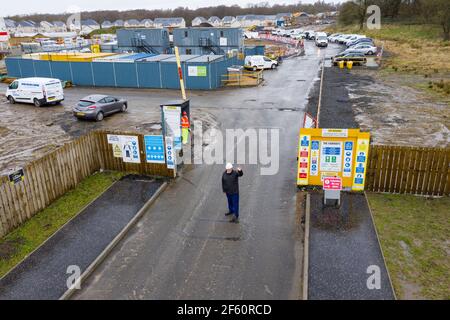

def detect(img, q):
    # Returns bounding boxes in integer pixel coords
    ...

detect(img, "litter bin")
[347,61,353,70]
[338,61,345,69]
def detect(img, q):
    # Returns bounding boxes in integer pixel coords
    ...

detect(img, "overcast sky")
[3,0,344,16]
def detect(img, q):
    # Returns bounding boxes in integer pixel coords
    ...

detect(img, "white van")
[244,55,278,71]
[6,77,64,107]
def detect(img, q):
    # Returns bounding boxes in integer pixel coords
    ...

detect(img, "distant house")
[52,21,67,32]
[80,19,100,34]
[39,21,54,32]
[124,19,142,28]
[222,16,238,27]
[208,16,221,27]
[191,17,207,27]
[141,19,154,28]
[16,21,37,33]
[5,19,17,34]
[113,20,124,27]
[293,12,310,25]
[101,20,113,29]
[153,17,186,28]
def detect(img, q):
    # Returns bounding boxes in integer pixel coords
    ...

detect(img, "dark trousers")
[226,193,239,218]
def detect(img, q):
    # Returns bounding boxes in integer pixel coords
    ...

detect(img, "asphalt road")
[66,42,342,300]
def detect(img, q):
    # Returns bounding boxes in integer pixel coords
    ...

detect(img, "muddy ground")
[0,84,220,175]
[306,64,450,148]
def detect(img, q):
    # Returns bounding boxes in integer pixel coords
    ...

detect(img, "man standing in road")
[181,111,190,144]
[222,163,243,223]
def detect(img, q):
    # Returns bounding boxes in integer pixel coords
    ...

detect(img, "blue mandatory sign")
[354,178,363,184]
[301,136,310,147]
[311,141,320,150]
[357,156,366,162]
[356,166,365,173]
[345,141,353,150]
[144,135,165,164]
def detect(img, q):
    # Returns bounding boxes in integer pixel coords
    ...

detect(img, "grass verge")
[367,193,450,299]
[0,171,125,278]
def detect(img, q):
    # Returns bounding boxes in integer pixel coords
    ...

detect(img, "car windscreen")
[77,100,95,107]
[318,36,327,40]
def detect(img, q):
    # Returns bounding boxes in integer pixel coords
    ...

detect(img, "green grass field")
[0,171,125,278]
[367,193,450,299]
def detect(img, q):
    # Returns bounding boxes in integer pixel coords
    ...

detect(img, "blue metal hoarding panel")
[136,62,161,88]
[71,62,94,86]
[34,60,52,78]
[92,62,116,87]
[185,62,211,90]
[5,58,22,77]
[160,62,180,89]
[20,59,36,77]
[51,61,72,81]
[114,63,138,87]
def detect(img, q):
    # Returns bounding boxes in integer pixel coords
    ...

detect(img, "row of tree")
[339,0,450,40]
[7,1,340,26]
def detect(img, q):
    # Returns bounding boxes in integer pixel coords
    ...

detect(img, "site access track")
[72,41,341,300]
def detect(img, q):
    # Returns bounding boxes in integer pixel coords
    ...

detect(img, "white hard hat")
[225,163,233,170]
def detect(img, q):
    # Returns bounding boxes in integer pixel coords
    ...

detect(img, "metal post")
[174,46,187,100]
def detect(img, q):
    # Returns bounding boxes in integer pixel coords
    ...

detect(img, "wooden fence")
[221,70,264,87]
[0,130,174,238]
[366,145,450,196]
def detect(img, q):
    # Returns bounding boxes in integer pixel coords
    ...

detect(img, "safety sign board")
[320,141,342,172]
[188,66,207,77]
[144,135,165,164]
[165,136,176,169]
[323,177,342,190]
[112,144,123,158]
[303,113,316,129]
[120,136,141,163]
[163,106,182,150]
[8,168,24,185]
[297,128,370,191]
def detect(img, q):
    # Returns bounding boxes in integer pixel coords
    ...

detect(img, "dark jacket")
[222,169,243,194]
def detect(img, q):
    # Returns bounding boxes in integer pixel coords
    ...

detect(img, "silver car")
[73,94,128,121]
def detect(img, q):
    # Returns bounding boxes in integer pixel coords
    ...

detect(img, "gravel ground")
[305,63,449,147]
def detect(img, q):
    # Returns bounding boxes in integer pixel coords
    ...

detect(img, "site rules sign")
[163,106,182,150]
[107,134,141,163]
[297,128,370,191]
[144,135,165,164]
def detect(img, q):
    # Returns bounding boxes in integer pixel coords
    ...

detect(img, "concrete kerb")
[0,171,119,283]
[59,181,169,300]
[302,193,311,300]
[364,191,397,300]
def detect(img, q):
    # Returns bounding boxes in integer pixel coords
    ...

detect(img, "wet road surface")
[71,42,343,300]
[308,192,395,300]
[0,175,162,300]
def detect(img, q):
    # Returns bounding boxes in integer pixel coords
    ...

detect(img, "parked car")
[305,31,316,40]
[244,55,278,71]
[291,33,307,40]
[73,95,128,121]
[337,34,356,44]
[5,77,64,107]
[328,33,341,42]
[343,35,366,46]
[315,33,328,47]
[345,43,377,55]
[346,37,374,47]
[332,52,367,66]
